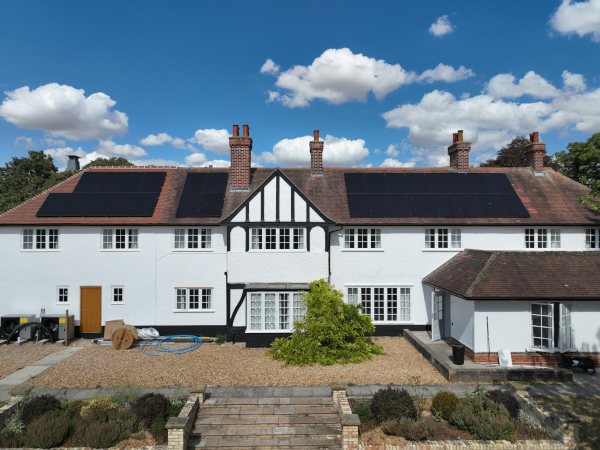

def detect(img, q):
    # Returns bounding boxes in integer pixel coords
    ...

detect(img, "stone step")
[194,414,340,428]
[188,436,342,449]
[203,397,334,407]
[191,425,341,438]
[197,405,338,417]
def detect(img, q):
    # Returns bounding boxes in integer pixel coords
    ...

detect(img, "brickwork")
[447,142,471,172]
[166,392,201,450]
[310,140,324,176]
[525,131,546,174]
[229,136,252,190]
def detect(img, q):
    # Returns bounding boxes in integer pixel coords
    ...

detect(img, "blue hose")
[141,335,202,356]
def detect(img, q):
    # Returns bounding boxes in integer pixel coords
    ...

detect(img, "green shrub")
[381,418,437,441]
[431,391,460,421]
[269,279,384,365]
[370,387,417,423]
[61,399,85,418]
[215,334,226,344]
[487,390,520,420]
[80,421,122,448]
[25,412,69,449]
[132,393,171,426]
[80,397,117,420]
[352,400,375,424]
[0,432,26,448]
[169,389,187,417]
[151,414,168,442]
[110,384,143,408]
[20,395,61,427]
[450,398,517,441]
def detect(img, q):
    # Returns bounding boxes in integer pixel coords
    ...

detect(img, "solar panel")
[447,173,474,193]
[390,194,415,217]
[344,173,367,194]
[204,172,229,193]
[139,172,166,192]
[118,172,146,192]
[426,174,452,193]
[411,194,439,217]
[36,193,67,217]
[405,173,430,193]
[83,193,114,216]
[198,193,225,217]
[95,173,125,193]
[106,193,137,216]
[182,173,207,194]
[467,173,494,193]
[175,194,202,217]
[368,194,394,217]
[476,194,507,217]
[385,174,409,193]
[432,194,462,217]
[347,194,371,217]
[73,172,104,193]
[364,173,388,193]
[456,194,485,217]
[130,193,160,216]
[60,193,90,216]
[497,194,530,218]
[486,173,517,194]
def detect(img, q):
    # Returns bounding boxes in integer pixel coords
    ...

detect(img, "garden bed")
[0,386,186,448]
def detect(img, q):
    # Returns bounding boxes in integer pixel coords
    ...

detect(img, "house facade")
[0,126,599,366]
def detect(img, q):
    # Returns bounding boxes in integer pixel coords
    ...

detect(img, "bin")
[452,344,465,365]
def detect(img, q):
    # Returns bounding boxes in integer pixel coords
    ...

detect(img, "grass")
[534,396,599,450]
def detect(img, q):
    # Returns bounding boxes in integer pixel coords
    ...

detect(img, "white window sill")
[525,248,563,251]
[111,302,125,305]
[345,283,414,287]
[422,248,462,252]
[372,321,414,324]
[56,303,70,306]
[173,309,215,313]
[21,250,60,252]
[245,329,294,333]
[527,347,555,353]
[248,250,307,253]
[341,248,384,252]
[172,249,214,252]
[101,249,140,252]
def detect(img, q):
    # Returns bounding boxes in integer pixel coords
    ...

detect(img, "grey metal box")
[59,315,75,340]
[18,315,38,339]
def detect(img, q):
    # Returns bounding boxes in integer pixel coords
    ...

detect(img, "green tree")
[480,135,561,170]
[269,279,384,366]
[0,151,78,214]
[83,157,134,169]
[555,133,600,210]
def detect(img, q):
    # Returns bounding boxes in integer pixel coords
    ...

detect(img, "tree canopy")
[480,135,561,170]
[0,151,77,214]
[83,157,134,169]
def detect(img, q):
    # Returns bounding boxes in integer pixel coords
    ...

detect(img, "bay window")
[246,292,306,331]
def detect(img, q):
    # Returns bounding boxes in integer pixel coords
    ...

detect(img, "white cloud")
[268,48,417,107]
[130,158,185,167]
[374,148,381,154]
[171,137,186,149]
[0,83,128,140]
[562,70,587,92]
[485,71,562,99]
[380,158,417,168]
[549,0,600,43]
[140,133,173,146]
[255,134,369,167]
[385,144,399,157]
[44,138,66,146]
[43,147,86,168]
[184,152,208,167]
[417,63,475,83]
[193,129,231,154]
[429,15,454,36]
[96,140,148,158]
[14,136,37,150]
[200,159,231,168]
[266,91,281,103]
[260,58,280,75]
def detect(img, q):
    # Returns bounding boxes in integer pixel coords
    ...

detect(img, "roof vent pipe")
[67,155,80,171]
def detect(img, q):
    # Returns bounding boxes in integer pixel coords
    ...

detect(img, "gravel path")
[21,337,448,388]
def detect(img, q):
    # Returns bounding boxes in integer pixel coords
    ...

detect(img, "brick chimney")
[447,130,471,172]
[310,130,324,176]
[524,131,546,176]
[229,124,252,190]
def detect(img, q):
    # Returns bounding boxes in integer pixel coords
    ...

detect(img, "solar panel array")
[175,172,229,217]
[36,172,166,217]
[344,173,530,218]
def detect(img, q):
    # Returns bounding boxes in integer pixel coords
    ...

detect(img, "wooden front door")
[80,287,102,333]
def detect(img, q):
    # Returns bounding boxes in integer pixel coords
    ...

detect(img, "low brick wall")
[166,385,205,450]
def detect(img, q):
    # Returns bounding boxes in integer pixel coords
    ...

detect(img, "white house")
[0,126,598,366]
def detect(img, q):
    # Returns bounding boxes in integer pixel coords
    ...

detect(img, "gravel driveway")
[20,337,447,388]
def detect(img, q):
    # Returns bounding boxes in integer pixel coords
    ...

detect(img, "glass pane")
[532,304,541,315]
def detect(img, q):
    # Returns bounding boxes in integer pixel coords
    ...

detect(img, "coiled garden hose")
[141,335,202,356]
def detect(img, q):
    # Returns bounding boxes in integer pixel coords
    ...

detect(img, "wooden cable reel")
[111,325,139,350]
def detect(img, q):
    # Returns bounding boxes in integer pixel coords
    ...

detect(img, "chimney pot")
[243,124,249,137]
[233,125,239,137]
[532,131,539,143]
[453,133,459,144]
[314,130,319,141]
[458,130,463,142]
[448,130,471,173]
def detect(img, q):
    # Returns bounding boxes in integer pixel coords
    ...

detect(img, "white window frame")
[249,228,306,252]
[347,285,412,323]
[174,288,214,312]
[245,291,306,332]
[112,286,124,304]
[173,228,212,251]
[21,228,60,251]
[530,302,575,352]
[343,228,383,251]
[56,286,69,305]
[423,228,461,251]
[585,229,597,249]
[524,228,561,249]
[101,228,140,251]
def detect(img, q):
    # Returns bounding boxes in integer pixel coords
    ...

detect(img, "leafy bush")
[0,432,25,448]
[80,397,117,420]
[488,390,520,421]
[151,414,168,442]
[169,389,187,417]
[352,400,375,424]
[269,279,384,365]
[381,418,437,441]
[1,410,25,436]
[370,387,417,423]
[61,400,85,418]
[431,391,460,421]
[111,384,143,408]
[25,412,70,449]
[20,394,61,426]
[132,393,171,425]
[215,334,226,344]
[450,397,517,441]
[80,421,122,448]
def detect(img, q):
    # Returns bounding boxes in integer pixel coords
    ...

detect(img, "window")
[424,229,461,249]
[113,287,124,303]
[525,229,561,249]
[586,229,597,249]
[57,287,69,303]
[250,228,306,251]
[173,229,212,250]
[22,229,59,250]
[174,288,212,311]
[530,302,575,352]
[344,229,382,249]
[102,229,139,250]
[350,286,411,322]
[246,291,306,332]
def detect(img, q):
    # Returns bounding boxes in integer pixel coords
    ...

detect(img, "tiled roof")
[422,249,600,300]
[0,165,598,226]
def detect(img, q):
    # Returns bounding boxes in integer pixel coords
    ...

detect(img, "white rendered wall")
[310,227,325,252]
[572,302,600,352]
[249,196,261,222]
[230,289,246,327]
[294,193,306,222]
[230,227,246,252]
[451,295,474,349]
[263,178,276,222]
[280,180,292,222]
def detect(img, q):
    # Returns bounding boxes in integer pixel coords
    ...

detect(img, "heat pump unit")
[1,315,21,338]
[17,315,38,339]
[58,315,74,340]
[40,315,62,340]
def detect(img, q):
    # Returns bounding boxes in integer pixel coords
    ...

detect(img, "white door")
[431,292,444,341]
[559,303,574,352]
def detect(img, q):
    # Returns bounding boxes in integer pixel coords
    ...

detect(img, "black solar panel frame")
[346,194,371,217]
[204,172,229,193]
[73,172,104,193]
[497,194,530,218]
[411,194,439,217]
[344,173,367,194]
[130,193,160,217]
[198,193,225,217]
[364,173,388,194]
[36,193,67,217]
[117,172,146,193]
[455,194,485,217]
[385,174,409,193]
[390,194,415,217]
[368,194,394,217]
[182,173,208,194]
[106,193,137,217]
[432,194,462,218]
[405,173,430,193]
[175,194,202,218]
[476,194,507,218]
[467,173,495,193]
[447,173,474,194]
[486,173,517,194]
[139,172,166,193]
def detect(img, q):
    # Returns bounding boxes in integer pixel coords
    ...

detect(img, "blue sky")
[1,0,599,170]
